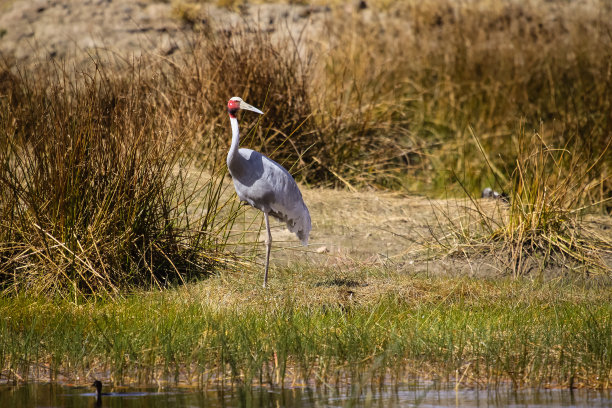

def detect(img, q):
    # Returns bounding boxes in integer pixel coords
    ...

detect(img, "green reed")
[1,274,610,388]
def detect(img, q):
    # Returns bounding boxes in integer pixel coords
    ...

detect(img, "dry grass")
[166,0,612,199]
[308,0,612,196]
[1,0,611,289]
[95,0,612,201]
[0,58,249,295]
[424,127,612,276]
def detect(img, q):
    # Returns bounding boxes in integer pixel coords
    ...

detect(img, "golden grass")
[162,0,612,197]
[308,0,612,195]
[172,263,612,312]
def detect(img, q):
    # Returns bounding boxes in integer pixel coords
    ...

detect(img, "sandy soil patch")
[0,0,332,68]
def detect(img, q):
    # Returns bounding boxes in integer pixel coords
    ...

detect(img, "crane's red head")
[227,97,264,118]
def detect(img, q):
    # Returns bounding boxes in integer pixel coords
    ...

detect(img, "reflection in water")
[0,383,610,407]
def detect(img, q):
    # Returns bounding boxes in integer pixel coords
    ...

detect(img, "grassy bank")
[0,0,610,392]
[1,270,611,389]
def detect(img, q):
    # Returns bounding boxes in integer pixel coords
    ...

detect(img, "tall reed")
[0,59,243,295]
[312,0,611,198]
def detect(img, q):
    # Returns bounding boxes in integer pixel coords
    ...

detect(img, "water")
[0,383,610,407]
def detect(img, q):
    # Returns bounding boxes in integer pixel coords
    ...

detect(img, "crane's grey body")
[226,97,311,287]
[227,146,311,245]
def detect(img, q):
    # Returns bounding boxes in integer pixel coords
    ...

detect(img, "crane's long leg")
[263,211,272,288]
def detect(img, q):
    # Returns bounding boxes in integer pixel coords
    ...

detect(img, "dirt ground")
[234,182,610,278]
[0,0,333,68]
[246,186,609,277]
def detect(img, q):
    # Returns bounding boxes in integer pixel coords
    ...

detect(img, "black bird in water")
[92,380,108,406]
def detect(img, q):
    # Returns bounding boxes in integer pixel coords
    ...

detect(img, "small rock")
[481,187,509,203]
[481,187,494,198]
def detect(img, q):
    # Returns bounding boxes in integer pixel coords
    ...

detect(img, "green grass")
[1,271,611,389]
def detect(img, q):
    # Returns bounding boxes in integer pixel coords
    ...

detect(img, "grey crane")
[226,97,311,288]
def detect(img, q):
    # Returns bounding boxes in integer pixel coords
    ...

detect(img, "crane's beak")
[239,100,264,115]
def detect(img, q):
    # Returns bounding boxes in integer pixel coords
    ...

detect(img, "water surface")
[0,383,610,407]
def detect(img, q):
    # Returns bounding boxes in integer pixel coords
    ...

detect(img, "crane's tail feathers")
[297,230,309,246]
[269,207,311,247]
[288,221,310,246]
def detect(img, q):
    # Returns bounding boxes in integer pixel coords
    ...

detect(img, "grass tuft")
[429,126,612,275]
[496,128,612,275]
[0,58,244,295]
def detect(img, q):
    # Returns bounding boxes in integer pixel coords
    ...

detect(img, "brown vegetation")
[0,0,611,294]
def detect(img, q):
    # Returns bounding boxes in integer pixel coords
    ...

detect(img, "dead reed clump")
[0,59,243,296]
[430,127,612,275]
[497,129,612,275]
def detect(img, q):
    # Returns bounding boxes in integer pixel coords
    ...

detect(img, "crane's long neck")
[227,116,240,168]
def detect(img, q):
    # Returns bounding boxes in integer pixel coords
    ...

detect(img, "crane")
[226,97,311,288]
